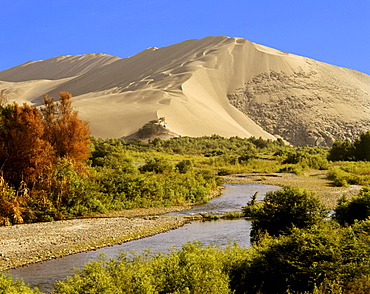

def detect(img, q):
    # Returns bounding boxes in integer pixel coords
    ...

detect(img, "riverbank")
[1,171,361,272]
[0,206,189,271]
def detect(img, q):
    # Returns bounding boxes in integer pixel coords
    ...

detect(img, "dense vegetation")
[0,92,91,224]
[49,186,370,294]
[0,272,40,293]
[4,93,370,293]
[328,131,370,161]
[0,96,224,224]
[0,96,332,225]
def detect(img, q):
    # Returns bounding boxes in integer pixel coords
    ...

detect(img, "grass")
[223,170,362,209]
[200,212,244,221]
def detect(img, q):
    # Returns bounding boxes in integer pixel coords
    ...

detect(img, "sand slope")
[1,36,369,145]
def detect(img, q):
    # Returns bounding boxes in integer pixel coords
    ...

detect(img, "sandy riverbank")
[0,206,189,271]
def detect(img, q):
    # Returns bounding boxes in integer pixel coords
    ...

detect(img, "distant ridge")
[1,36,369,146]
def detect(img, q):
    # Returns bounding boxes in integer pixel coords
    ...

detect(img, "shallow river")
[10,183,280,293]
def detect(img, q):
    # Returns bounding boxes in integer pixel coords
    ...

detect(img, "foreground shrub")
[334,187,370,226]
[231,221,370,294]
[0,272,40,293]
[54,242,241,294]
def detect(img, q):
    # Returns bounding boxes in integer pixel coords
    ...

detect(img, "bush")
[334,187,370,226]
[328,130,370,162]
[175,159,194,174]
[328,138,355,161]
[54,242,234,294]
[231,222,370,294]
[0,272,40,293]
[246,186,328,243]
[278,164,303,175]
[282,150,329,170]
[327,167,351,187]
[139,157,173,174]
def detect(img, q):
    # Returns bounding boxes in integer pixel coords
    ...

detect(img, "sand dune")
[1,36,369,145]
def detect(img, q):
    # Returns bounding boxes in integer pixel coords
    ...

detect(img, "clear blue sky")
[1,0,369,74]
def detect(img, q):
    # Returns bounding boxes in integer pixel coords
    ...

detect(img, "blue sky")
[1,0,369,74]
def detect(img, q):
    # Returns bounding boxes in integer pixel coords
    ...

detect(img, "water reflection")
[171,183,279,216]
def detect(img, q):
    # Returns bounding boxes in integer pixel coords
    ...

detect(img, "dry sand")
[1,36,369,145]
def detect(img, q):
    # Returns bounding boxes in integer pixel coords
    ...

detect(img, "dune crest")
[1,36,369,145]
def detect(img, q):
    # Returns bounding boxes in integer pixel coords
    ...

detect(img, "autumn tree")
[41,92,90,162]
[0,103,53,187]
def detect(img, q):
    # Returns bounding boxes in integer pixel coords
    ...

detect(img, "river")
[9,183,280,293]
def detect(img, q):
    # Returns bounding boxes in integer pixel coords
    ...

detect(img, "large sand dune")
[1,36,369,145]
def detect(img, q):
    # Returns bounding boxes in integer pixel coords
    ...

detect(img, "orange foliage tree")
[0,103,54,187]
[0,92,91,223]
[42,92,90,162]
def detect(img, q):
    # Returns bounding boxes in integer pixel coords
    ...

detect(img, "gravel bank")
[0,207,189,271]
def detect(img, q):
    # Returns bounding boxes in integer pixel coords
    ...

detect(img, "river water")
[9,183,280,293]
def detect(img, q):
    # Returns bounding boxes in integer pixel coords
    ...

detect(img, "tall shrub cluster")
[0,103,54,187]
[243,186,328,243]
[0,92,90,224]
[42,92,90,161]
[328,130,370,161]
[334,187,370,226]
[91,144,221,210]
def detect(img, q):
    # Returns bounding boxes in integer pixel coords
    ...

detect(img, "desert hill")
[1,36,369,146]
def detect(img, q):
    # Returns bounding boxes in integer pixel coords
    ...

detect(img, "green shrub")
[328,138,355,161]
[231,221,370,294]
[247,186,328,243]
[328,130,370,162]
[334,187,370,225]
[279,164,304,175]
[327,167,351,187]
[0,272,40,294]
[282,150,329,170]
[328,163,370,186]
[243,192,262,217]
[175,159,194,174]
[54,242,234,294]
[139,157,173,174]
